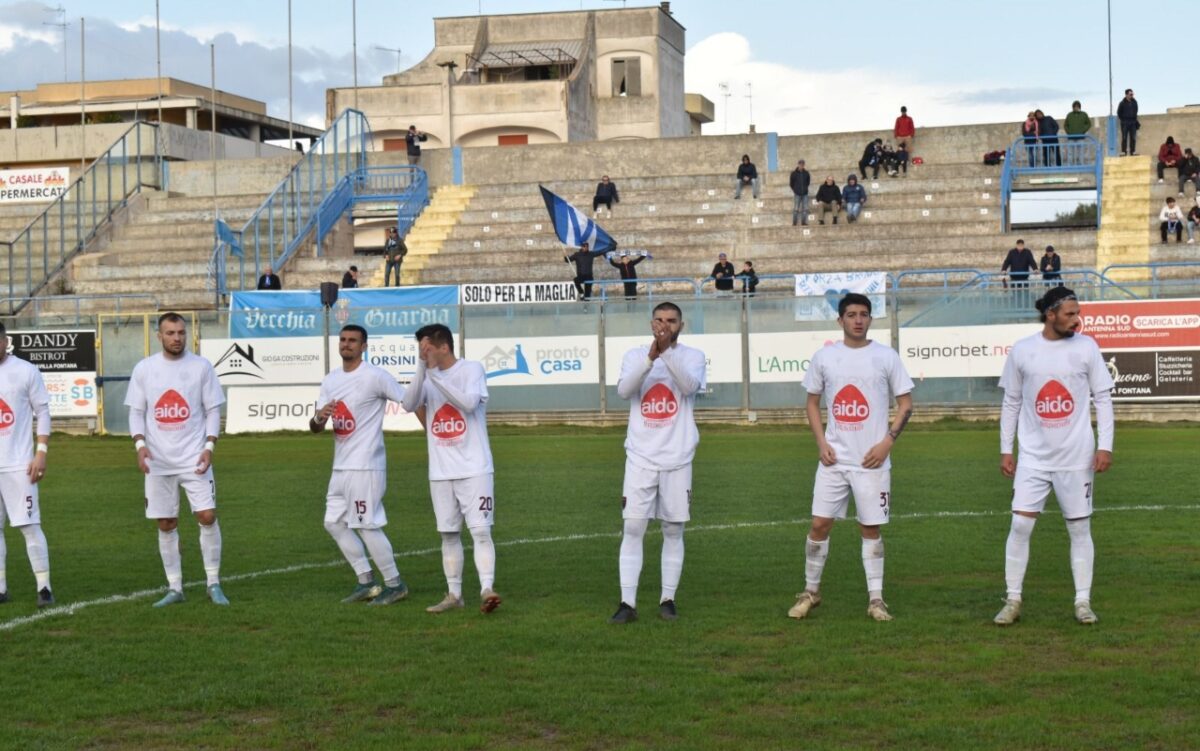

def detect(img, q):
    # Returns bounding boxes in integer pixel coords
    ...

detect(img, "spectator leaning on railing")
[1157,137,1184,184]
[1064,101,1091,141]
[1036,110,1061,167]
[1001,239,1037,288]
[1021,113,1039,165]
[1040,245,1062,286]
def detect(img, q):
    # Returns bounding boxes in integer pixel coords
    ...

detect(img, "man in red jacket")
[1158,137,1184,183]
[894,106,915,154]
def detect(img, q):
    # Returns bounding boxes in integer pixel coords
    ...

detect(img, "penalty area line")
[2,503,1195,633]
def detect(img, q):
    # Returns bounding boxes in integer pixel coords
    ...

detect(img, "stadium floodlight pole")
[1106,0,1113,118]
[155,0,162,128]
[351,0,358,111]
[211,43,218,222]
[288,0,294,148]
[375,46,403,73]
[79,17,85,173]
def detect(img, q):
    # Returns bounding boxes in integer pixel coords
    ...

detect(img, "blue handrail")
[999,134,1103,231]
[313,165,429,252]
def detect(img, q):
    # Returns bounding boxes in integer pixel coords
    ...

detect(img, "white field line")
[2,503,1197,633]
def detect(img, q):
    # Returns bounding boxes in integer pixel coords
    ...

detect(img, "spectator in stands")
[858,138,884,180]
[735,155,759,199]
[1160,197,1185,244]
[894,106,915,153]
[384,227,407,287]
[1117,89,1138,156]
[1186,200,1200,245]
[610,252,644,299]
[736,261,759,296]
[405,126,428,166]
[890,142,910,177]
[1001,239,1037,287]
[711,252,735,294]
[1179,149,1200,197]
[1157,137,1184,184]
[342,265,359,289]
[1064,101,1091,142]
[1040,245,1062,286]
[565,241,601,300]
[842,175,868,223]
[1036,110,1061,167]
[790,160,812,226]
[593,175,620,217]
[1021,112,1039,166]
[256,266,282,291]
[816,176,842,225]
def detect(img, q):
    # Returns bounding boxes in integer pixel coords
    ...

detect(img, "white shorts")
[1012,465,1094,519]
[812,464,891,526]
[145,469,216,520]
[430,474,495,532]
[622,459,692,523]
[0,470,40,527]
[326,470,388,530]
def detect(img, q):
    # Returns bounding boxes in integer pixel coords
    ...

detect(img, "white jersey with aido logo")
[0,355,50,473]
[803,340,914,472]
[621,343,708,472]
[415,360,493,481]
[999,332,1114,471]
[317,362,407,471]
[125,352,224,475]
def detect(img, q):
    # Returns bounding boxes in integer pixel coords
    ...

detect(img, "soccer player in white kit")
[310,324,410,605]
[125,313,228,607]
[610,302,707,624]
[790,293,914,622]
[994,286,1114,626]
[0,323,54,608]
[401,323,501,615]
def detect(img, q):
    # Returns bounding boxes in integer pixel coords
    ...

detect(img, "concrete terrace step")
[146,193,272,211]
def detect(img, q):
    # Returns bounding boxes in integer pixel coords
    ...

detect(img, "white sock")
[358,527,400,587]
[158,528,183,592]
[21,524,51,591]
[805,536,830,593]
[618,518,648,608]
[1005,514,1037,601]
[468,526,496,593]
[1065,517,1094,603]
[440,531,464,597]
[660,521,685,603]
[862,536,884,600]
[324,520,372,578]
[198,520,222,586]
[0,525,7,593]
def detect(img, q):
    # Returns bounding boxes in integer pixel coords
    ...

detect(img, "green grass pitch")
[0,423,1197,750]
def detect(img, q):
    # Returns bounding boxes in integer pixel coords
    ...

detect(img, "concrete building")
[326,2,713,150]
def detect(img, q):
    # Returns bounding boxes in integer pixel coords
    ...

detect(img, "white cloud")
[0,23,58,51]
[686,32,1085,137]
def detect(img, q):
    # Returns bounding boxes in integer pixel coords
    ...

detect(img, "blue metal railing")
[210,109,371,296]
[4,122,161,315]
[313,165,429,252]
[1000,134,1104,231]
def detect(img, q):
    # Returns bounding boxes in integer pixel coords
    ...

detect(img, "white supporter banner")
[43,372,98,417]
[605,334,742,385]
[0,167,70,204]
[750,330,893,383]
[466,335,599,385]
[793,272,888,321]
[900,324,1040,379]
[224,385,421,434]
[201,337,324,385]
[461,282,578,305]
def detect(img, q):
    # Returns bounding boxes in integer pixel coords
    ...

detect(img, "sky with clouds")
[0,0,1181,135]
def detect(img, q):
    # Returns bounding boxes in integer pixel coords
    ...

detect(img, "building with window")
[326,2,712,150]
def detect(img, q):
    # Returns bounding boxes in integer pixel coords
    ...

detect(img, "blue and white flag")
[539,185,616,253]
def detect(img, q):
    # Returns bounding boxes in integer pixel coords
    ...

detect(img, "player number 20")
[478,496,494,512]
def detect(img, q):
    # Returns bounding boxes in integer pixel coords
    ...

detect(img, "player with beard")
[402,323,500,615]
[994,286,1114,626]
[0,322,54,608]
[126,313,227,607]
[311,325,410,605]
[790,293,914,623]
[609,302,707,624]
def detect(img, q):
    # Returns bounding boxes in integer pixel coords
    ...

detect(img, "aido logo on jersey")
[154,390,191,429]
[0,398,14,434]
[640,383,678,427]
[831,385,869,429]
[431,404,467,443]
[1035,380,1074,425]
[331,402,356,437]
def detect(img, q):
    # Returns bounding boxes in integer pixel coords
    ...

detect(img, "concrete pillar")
[9,95,18,128]
[186,107,197,129]
[249,123,261,142]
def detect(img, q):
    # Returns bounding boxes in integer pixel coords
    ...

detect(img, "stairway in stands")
[1095,156,1153,281]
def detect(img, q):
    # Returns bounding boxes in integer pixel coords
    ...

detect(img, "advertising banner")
[1101,349,1198,400]
[42,373,98,417]
[604,334,742,385]
[1079,299,1200,350]
[750,329,893,383]
[466,335,599,385]
[6,329,97,417]
[793,272,888,321]
[229,286,459,337]
[326,334,420,383]
[461,282,578,305]
[900,324,1039,380]
[200,337,324,385]
[0,167,69,203]
[224,385,421,434]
